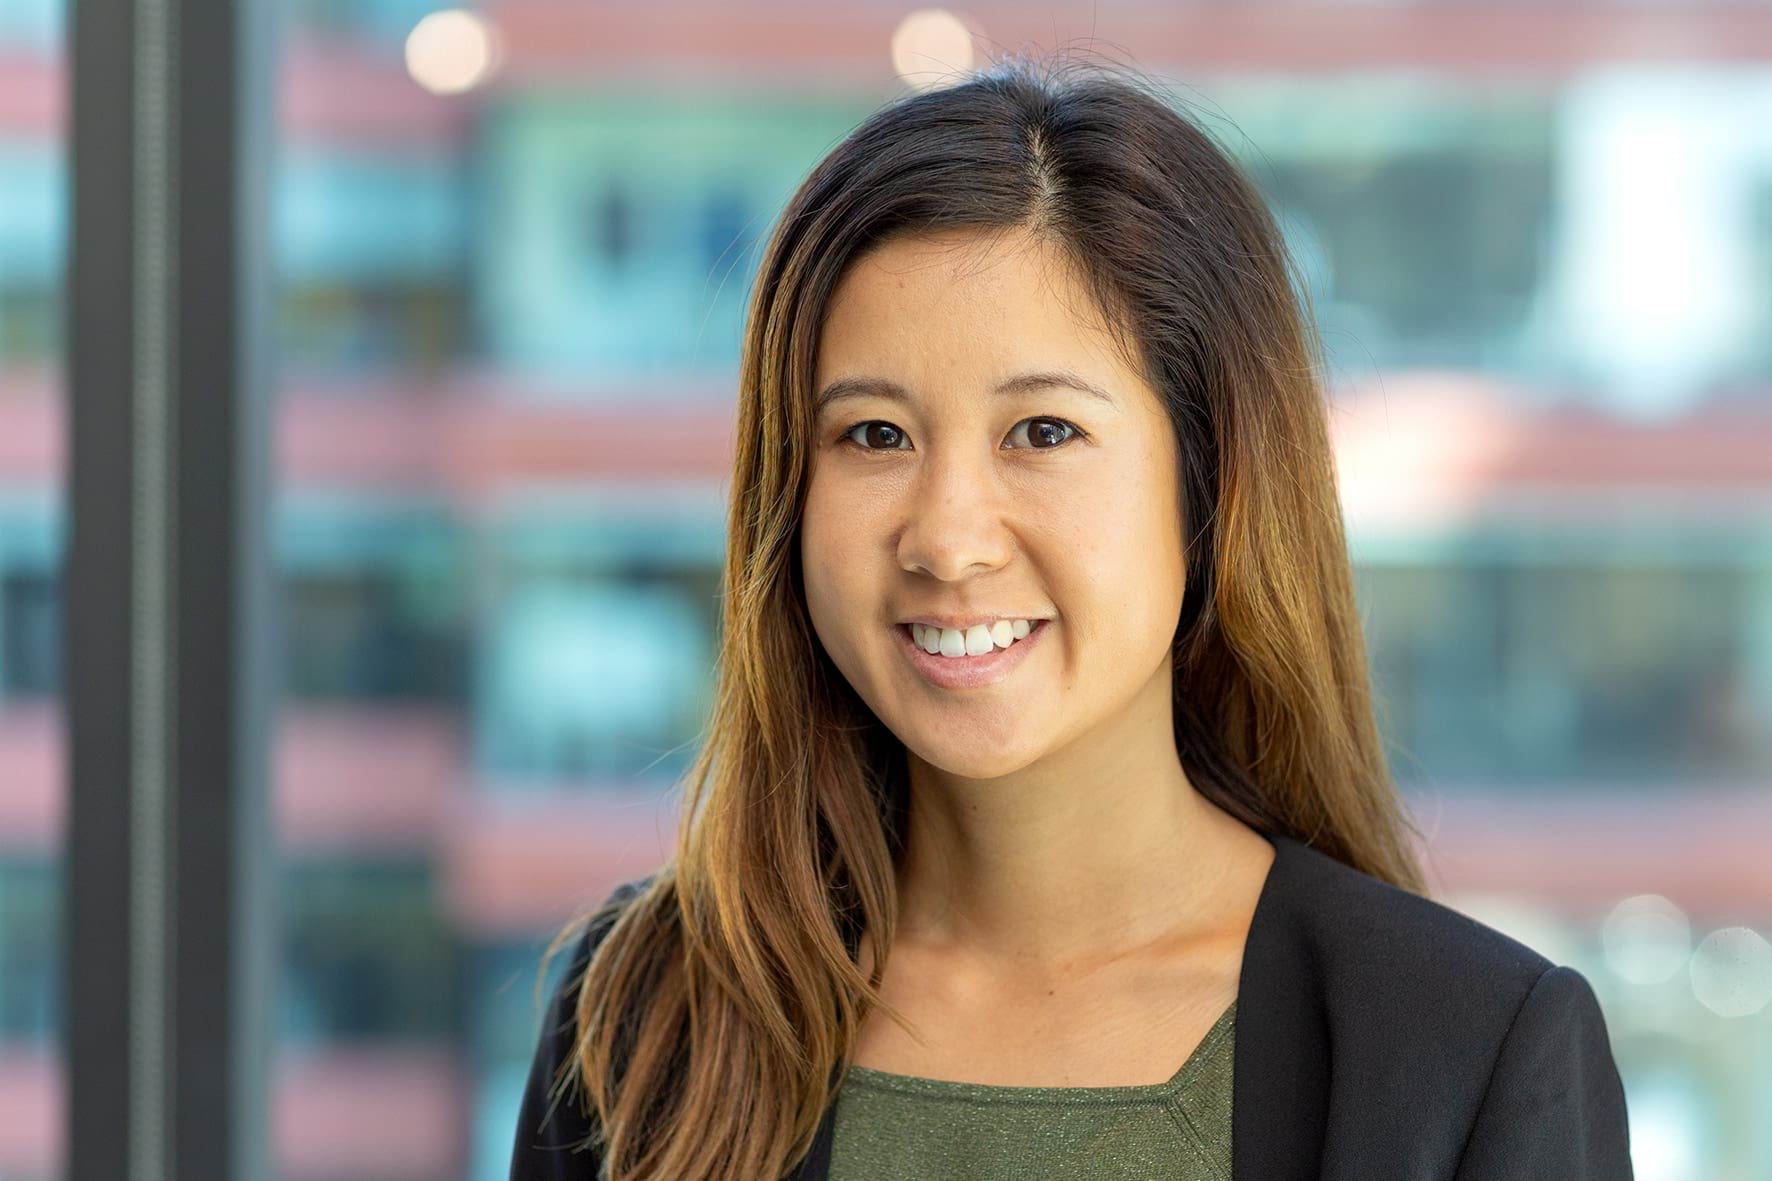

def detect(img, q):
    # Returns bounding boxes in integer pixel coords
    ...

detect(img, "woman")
[511,54,1634,1181]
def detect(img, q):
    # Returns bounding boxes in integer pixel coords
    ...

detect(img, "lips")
[894,618,1050,690]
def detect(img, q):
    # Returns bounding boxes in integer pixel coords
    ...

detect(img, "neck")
[888,681,1251,981]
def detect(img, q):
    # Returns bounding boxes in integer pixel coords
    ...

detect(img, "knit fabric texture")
[827,998,1236,1180]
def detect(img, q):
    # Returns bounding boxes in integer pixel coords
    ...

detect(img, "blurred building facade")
[1,0,1770,1178]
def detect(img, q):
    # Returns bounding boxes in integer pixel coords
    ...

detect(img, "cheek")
[1053,475,1185,639]
[800,478,869,634]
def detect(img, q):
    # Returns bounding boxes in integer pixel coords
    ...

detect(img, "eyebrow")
[813,369,1119,415]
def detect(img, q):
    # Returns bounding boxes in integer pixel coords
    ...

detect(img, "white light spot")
[405,9,502,96]
[1688,925,1772,1017]
[890,9,977,91]
[1602,894,1690,985]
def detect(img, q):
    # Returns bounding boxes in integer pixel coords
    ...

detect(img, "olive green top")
[827,998,1236,1181]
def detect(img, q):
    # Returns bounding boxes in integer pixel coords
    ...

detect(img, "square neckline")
[838,996,1236,1105]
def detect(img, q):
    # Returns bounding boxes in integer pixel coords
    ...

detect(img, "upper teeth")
[910,619,1035,657]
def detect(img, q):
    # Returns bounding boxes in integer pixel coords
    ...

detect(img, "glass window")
[0,2,64,1178]
[251,9,1772,1181]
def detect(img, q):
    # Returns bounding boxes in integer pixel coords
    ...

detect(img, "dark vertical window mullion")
[65,0,277,1178]
[65,0,143,1174]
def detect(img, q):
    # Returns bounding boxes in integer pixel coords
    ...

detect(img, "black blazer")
[512,830,1635,1179]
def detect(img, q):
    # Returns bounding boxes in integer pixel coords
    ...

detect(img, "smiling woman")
[802,225,1186,786]
[510,50,1632,1181]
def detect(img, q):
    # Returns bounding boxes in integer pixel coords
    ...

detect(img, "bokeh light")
[1689,925,1772,1017]
[890,9,977,90]
[1604,894,1692,986]
[405,9,502,96]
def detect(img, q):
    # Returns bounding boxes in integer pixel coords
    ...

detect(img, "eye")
[840,421,912,451]
[1006,417,1083,449]
[838,417,1086,452]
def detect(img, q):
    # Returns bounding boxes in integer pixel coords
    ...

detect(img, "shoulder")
[542,875,657,999]
[1239,833,1637,1176]
[1267,830,1555,1003]
[508,874,659,1181]
[574,874,657,960]
[1256,831,1578,1100]
[1260,832,1631,1173]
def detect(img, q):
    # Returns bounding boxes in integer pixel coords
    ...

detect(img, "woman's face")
[801,227,1187,779]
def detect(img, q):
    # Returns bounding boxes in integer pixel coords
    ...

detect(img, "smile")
[895,618,1051,690]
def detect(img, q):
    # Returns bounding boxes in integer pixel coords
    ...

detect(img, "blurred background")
[3,0,1771,1178]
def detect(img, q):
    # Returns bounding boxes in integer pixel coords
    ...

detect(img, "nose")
[895,453,1015,582]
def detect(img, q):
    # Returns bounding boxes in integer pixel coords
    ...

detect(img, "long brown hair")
[539,50,1427,1180]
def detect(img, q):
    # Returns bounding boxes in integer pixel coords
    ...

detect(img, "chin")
[900,730,1045,782]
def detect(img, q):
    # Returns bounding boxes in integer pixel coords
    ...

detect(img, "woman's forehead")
[816,238,1129,393]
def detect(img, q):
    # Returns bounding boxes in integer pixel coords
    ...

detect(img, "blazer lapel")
[1231,831,1328,1180]
[790,829,1326,1181]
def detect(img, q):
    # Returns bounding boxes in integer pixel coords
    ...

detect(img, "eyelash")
[836,416,1088,454]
